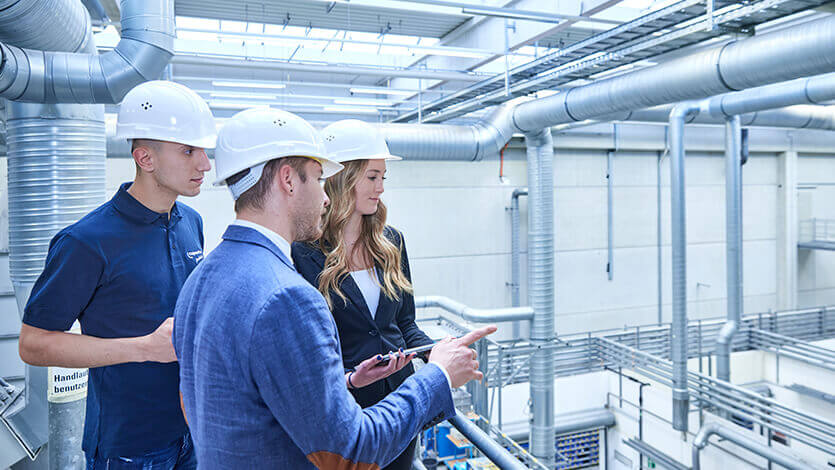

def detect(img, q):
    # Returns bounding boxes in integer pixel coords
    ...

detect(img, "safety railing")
[799,218,835,243]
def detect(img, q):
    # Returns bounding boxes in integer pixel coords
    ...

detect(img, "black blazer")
[292,226,433,408]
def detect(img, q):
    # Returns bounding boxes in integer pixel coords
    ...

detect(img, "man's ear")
[276,163,295,195]
[132,145,155,174]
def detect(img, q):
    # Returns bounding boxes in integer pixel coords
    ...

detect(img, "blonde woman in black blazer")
[292,120,434,470]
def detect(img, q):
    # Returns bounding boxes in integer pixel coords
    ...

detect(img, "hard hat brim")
[116,132,218,150]
[212,155,343,186]
[333,152,402,163]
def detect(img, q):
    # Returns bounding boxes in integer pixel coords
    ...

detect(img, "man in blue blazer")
[173,108,496,469]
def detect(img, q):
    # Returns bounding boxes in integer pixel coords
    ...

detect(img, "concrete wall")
[798,155,835,307]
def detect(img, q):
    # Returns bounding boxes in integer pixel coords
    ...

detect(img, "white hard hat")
[321,119,402,163]
[213,108,343,199]
[116,81,217,149]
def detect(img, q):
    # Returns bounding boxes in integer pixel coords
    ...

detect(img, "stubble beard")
[294,208,324,242]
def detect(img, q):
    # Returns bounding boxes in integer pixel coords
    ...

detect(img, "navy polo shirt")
[23,182,205,458]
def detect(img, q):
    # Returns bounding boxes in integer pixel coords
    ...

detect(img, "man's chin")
[296,227,323,243]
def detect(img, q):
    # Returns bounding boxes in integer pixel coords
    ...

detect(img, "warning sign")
[47,367,88,403]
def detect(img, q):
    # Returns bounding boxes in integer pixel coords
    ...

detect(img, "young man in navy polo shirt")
[18,81,217,470]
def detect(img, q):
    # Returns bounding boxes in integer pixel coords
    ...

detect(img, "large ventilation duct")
[581,72,835,130]
[379,104,516,161]
[0,0,175,103]
[524,129,556,467]
[622,103,835,129]
[0,0,91,53]
[511,15,835,132]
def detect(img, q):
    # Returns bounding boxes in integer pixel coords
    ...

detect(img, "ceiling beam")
[172,53,492,82]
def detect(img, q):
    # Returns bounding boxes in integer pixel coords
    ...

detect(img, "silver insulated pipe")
[510,188,528,339]
[668,101,701,432]
[511,15,835,131]
[716,116,742,384]
[524,129,556,466]
[7,101,106,467]
[7,103,106,312]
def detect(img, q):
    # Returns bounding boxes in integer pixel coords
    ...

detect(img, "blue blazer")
[292,227,434,408]
[173,225,454,469]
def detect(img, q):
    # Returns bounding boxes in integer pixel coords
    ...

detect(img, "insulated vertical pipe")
[510,188,528,308]
[524,129,555,467]
[717,116,742,383]
[669,101,701,432]
[510,188,528,339]
[7,101,106,470]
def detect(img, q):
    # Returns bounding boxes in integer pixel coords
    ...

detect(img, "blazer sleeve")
[249,284,454,469]
[392,230,434,351]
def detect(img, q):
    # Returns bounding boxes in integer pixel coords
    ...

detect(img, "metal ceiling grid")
[393,0,832,123]
[174,0,470,38]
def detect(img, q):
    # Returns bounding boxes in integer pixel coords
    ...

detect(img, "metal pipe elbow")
[715,320,739,347]
[0,0,175,103]
[511,188,528,200]
[414,295,534,323]
[670,100,704,121]
[472,103,517,160]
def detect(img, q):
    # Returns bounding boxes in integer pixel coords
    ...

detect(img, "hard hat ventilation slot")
[141,101,153,110]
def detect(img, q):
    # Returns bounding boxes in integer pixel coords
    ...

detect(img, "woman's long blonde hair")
[317,159,413,309]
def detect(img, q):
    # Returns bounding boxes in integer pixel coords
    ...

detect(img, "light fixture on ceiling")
[209,101,272,110]
[211,80,287,89]
[323,105,381,114]
[333,98,395,106]
[349,86,417,96]
[210,92,278,100]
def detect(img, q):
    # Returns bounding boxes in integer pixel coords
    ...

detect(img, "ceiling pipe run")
[511,15,835,133]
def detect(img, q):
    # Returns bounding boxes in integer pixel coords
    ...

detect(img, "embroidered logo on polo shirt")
[187,250,204,263]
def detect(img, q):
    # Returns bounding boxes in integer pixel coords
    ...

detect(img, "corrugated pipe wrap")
[524,129,556,466]
[7,103,106,289]
[0,0,175,103]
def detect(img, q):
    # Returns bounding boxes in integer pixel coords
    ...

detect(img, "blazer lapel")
[340,271,377,327]
[303,244,380,328]
[372,265,393,329]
